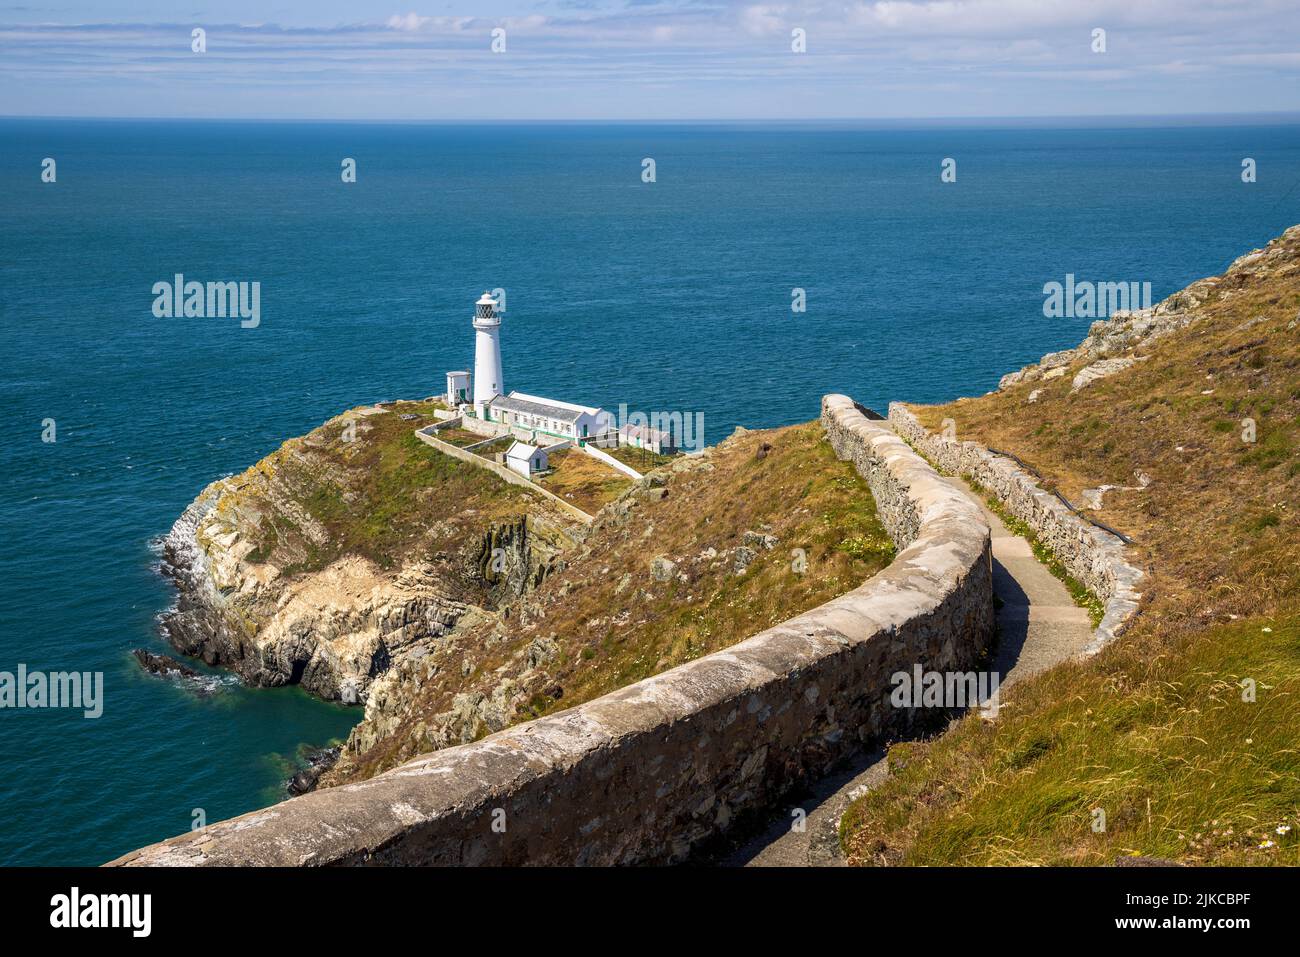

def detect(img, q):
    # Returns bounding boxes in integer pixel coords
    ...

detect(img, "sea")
[2,117,1298,865]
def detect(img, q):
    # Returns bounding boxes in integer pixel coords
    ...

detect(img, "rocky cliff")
[114,397,990,867]
[997,225,1300,397]
[159,400,580,705]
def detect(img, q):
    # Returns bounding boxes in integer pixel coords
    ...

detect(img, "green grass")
[837,531,896,564]
[1240,427,1295,471]
[537,448,632,513]
[842,611,1300,865]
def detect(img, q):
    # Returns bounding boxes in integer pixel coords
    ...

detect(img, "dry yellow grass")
[538,448,632,514]
[334,421,897,782]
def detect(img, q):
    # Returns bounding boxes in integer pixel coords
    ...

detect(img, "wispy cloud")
[0,1,1297,118]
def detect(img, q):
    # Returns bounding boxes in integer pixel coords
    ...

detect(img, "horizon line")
[5,110,1300,127]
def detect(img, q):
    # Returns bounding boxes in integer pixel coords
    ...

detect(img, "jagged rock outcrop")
[176,559,449,702]
[287,746,341,796]
[480,516,565,596]
[996,225,1300,393]
[132,648,199,680]
[161,485,480,702]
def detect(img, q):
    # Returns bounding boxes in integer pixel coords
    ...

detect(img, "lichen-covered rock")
[526,636,558,669]
[1071,355,1147,392]
[732,546,757,575]
[650,556,677,581]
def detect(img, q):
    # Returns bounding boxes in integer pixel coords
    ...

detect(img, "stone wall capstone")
[888,403,1142,654]
[109,395,993,867]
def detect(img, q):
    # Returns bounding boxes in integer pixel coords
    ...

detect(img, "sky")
[2,1,1299,120]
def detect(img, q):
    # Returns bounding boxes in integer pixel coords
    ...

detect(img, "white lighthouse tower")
[472,291,504,413]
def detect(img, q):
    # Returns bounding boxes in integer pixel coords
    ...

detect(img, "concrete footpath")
[716,474,1094,867]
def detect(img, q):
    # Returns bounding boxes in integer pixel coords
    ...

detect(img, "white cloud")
[385,13,477,33]
[386,13,428,32]
[739,5,792,37]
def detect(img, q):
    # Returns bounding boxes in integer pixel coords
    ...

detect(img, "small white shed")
[505,440,547,478]
[446,370,471,406]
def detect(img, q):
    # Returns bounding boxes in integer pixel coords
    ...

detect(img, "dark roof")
[490,394,586,422]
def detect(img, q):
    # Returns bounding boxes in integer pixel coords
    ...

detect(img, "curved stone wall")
[888,403,1142,653]
[110,395,993,867]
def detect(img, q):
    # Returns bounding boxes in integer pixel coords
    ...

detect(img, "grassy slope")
[334,421,897,782]
[230,399,552,589]
[842,226,1300,866]
[843,614,1300,865]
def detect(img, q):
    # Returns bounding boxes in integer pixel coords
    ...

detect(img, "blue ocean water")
[2,119,1298,865]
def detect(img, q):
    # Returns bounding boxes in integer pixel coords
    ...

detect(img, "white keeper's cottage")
[489,392,607,443]
[619,422,676,455]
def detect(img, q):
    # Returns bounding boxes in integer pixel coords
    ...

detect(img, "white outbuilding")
[619,422,676,454]
[504,440,548,477]
[445,370,471,406]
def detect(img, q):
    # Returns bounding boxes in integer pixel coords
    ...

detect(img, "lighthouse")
[472,291,504,410]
